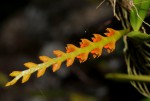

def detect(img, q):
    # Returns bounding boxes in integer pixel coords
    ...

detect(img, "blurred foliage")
[70,92,98,101]
[0,72,9,87]
[142,98,150,101]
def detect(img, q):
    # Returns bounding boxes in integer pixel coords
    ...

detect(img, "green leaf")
[130,0,150,31]
[127,31,150,41]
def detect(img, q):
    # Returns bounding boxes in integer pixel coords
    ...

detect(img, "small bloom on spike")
[76,53,89,63]
[92,34,103,42]
[80,39,92,48]
[66,44,78,53]
[66,58,75,67]
[37,68,46,78]
[104,28,115,36]
[52,62,61,72]
[39,56,52,62]
[9,71,21,77]
[104,42,115,53]
[22,73,31,83]
[24,62,37,68]
[5,82,11,87]
[91,48,102,58]
[5,80,17,86]
[53,50,65,57]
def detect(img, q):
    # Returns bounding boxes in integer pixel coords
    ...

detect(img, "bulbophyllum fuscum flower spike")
[5,28,128,86]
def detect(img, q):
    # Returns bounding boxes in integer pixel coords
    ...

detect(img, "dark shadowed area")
[0,0,145,101]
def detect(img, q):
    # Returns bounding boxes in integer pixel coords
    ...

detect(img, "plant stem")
[106,73,150,82]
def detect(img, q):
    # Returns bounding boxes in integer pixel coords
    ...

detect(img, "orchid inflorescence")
[5,28,127,86]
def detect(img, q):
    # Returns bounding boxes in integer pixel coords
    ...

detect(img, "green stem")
[106,73,150,82]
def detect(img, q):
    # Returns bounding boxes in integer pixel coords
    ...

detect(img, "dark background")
[0,0,146,101]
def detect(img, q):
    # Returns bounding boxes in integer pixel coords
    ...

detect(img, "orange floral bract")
[104,42,115,53]
[66,44,78,53]
[80,39,92,48]
[91,48,102,58]
[104,28,115,36]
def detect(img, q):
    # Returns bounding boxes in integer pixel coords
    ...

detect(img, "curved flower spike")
[5,28,128,86]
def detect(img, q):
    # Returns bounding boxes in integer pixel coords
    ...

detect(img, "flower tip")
[66,58,75,67]
[22,74,31,83]
[52,62,61,72]
[5,82,11,87]
[104,42,115,53]
[53,50,65,57]
[39,56,51,62]
[92,34,103,42]
[91,48,102,58]
[5,80,17,87]
[80,39,92,48]
[76,53,89,63]
[9,71,21,77]
[37,68,46,78]
[66,44,78,53]
[105,28,115,36]
[24,62,37,68]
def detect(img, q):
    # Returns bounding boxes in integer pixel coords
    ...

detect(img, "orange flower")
[91,48,102,58]
[22,73,31,83]
[24,62,37,68]
[80,39,92,48]
[66,44,78,53]
[53,50,65,57]
[104,42,115,53]
[76,53,89,63]
[9,71,21,77]
[39,56,52,62]
[37,68,46,78]
[5,80,17,86]
[52,62,62,72]
[104,28,115,37]
[66,58,75,67]
[92,34,103,42]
